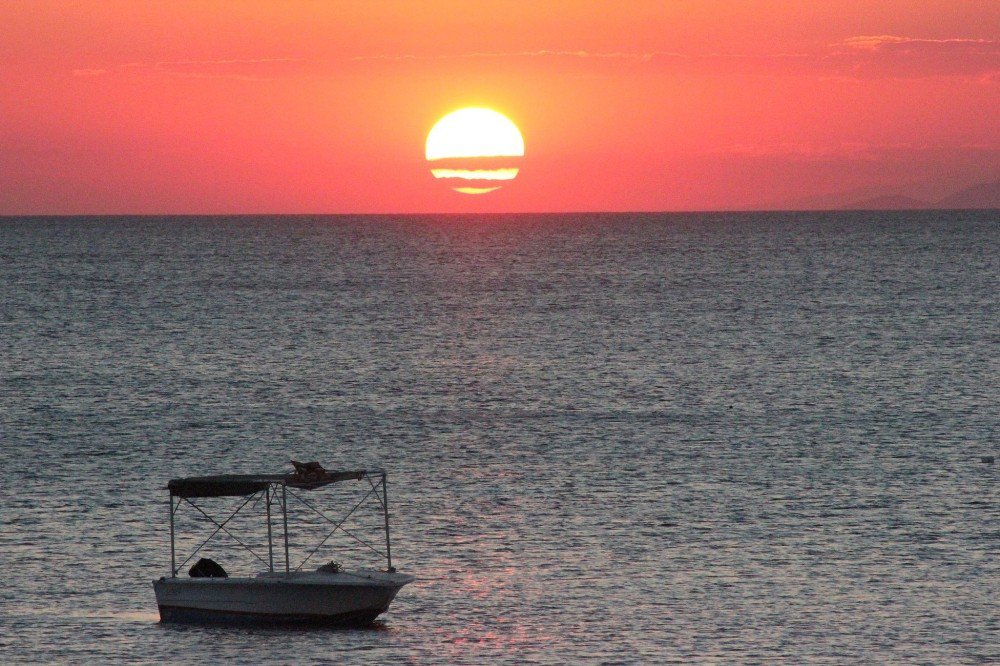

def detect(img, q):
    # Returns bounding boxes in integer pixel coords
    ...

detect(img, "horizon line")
[1,206,997,218]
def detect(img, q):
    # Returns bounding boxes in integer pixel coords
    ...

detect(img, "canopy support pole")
[382,471,393,572]
[282,483,290,575]
[169,492,176,577]
[265,485,274,573]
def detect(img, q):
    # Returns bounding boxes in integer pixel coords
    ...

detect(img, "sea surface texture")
[1,212,997,664]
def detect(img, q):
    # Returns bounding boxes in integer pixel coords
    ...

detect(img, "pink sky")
[1,1,997,213]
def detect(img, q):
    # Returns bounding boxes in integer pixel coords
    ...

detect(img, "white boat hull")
[153,569,413,627]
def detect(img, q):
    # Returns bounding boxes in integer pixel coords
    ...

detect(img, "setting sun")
[425,108,524,195]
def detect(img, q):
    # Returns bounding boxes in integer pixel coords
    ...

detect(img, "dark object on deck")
[189,558,228,578]
[291,460,327,482]
[982,456,995,464]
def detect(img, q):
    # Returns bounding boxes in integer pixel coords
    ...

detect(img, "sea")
[0,212,996,664]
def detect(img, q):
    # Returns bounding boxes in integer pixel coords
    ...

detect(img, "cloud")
[348,40,997,81]
[838,35,995,51]
[348,49,809,63]
[709,142,1000,160]
[351,50,674,62]
[73,58,306,81]
[827,35,999,79]
[152,57,307,79]
[73,36,998,83]
[346,48,814,80]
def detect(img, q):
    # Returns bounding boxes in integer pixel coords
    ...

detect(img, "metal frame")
[167,469,394,577]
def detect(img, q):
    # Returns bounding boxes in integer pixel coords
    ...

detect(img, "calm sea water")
[1,212,997,664]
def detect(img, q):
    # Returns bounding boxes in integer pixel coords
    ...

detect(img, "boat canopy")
[167,471,370,498]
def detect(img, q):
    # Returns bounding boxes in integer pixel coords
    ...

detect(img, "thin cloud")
[710,141,1000,159]
[351,50,673,62]
[348,41,996,80]
[152,57,306,79]
[74,37,998,82]
[838,35,996,50]
[827,35,999,79]
[349,49,810,62]
[74,57,307,80]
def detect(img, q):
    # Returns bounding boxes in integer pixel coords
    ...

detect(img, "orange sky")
[1,1,997,213]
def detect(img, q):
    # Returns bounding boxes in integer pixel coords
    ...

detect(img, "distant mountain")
[935,180,1000,209]
[843,194,932,210]
[774,178,1000,211]
[776,185,892,211]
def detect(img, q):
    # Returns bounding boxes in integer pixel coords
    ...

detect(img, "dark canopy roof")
[168,470,370,498]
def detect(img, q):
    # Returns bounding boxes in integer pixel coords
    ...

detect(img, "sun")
[425,108,524,194]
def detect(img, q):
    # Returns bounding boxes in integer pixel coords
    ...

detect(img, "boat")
[152,464,414,627]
